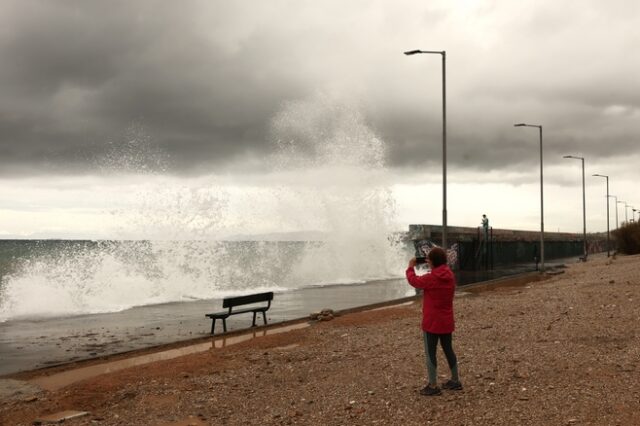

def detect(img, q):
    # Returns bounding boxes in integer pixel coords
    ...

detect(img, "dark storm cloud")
[1,0,639,177]
[0,1,312,175]
[371,0,640,176]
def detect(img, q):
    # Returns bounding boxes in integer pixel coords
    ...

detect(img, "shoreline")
[0,262,555,376]
[8,270,549,393]
[0,277,412,376]
[9,269,547,380]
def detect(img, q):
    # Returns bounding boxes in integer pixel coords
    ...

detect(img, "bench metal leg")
[208,308,270,334]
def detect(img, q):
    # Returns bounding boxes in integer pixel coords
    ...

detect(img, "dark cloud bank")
[1,1,639,177]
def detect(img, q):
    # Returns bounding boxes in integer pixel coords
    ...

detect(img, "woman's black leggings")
[423,332,458,385]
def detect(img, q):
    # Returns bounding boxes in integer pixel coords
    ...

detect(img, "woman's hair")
[428,247,448,267]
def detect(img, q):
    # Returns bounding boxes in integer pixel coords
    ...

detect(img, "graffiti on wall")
[414,239,459,270]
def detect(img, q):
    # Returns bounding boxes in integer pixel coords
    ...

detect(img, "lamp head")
[514,123,527,127]
[404,50,421,55]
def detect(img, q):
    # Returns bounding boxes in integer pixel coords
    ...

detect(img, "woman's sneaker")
[442,379,463,390]
[419,385,442,396]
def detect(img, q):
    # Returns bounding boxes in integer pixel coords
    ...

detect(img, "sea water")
[0,96,408,323]
[0,239,407,322]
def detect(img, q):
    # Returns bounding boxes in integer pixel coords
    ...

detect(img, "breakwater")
[408,224,608,270]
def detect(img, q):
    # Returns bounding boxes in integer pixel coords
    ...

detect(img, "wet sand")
[1,253,638,425]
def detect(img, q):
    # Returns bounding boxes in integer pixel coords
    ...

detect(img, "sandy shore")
[1,254,639,425]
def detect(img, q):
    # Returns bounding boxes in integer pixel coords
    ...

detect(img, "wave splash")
[0,95,405,321]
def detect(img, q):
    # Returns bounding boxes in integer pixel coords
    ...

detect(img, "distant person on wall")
[406,247,462,396]
[481,214,489,236]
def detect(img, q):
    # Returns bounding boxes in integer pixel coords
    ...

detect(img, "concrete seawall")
[407,223,607,243]
[406,224,609,270]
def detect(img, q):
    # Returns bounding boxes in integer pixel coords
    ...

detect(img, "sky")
[0,0,638,239]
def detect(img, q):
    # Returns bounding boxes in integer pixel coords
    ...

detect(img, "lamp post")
[592,174,610,257]
[608,195,618,253]
[632,207,637,223]
[624,202,630,224]
[515,123,544,272]
[563,155,587,260]
[404,49,448,249]
[618,200,628,224]
[608,195,618,229]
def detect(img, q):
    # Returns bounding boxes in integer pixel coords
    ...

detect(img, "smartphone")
[415,257,427,265]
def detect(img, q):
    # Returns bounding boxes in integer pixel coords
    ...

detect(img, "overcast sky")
[0,0,638,237]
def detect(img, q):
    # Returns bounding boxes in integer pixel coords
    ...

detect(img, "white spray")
[0,95,405,321]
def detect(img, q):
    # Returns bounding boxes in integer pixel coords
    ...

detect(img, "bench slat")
[206,306,268,318]
[222,291,273,308]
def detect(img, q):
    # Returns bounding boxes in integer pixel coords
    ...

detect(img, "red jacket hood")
[430,264,454,281]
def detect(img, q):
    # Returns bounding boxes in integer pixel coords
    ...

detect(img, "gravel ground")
[1,254,639,425]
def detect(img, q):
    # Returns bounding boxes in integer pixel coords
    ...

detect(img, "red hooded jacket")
[406,264,456,334]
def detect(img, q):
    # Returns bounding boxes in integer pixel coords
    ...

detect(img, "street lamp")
[607,195,618,229]
[515,123,544,272]
[624,202,631,224]
[592,174,610,257]
[404,49,448,249]
[618,200,628,224]
[563,155,587,260]
[632,207,637,223]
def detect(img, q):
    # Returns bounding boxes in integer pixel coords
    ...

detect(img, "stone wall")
[408,224,605,243]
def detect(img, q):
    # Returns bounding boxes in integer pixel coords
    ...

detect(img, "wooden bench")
[205,292,274,335]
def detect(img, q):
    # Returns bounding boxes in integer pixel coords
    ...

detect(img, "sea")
[0,238,412,323]
[0,99,418,373]
[0,238,414,374]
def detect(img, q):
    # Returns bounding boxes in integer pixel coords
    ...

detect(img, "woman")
[406,247,462,396]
